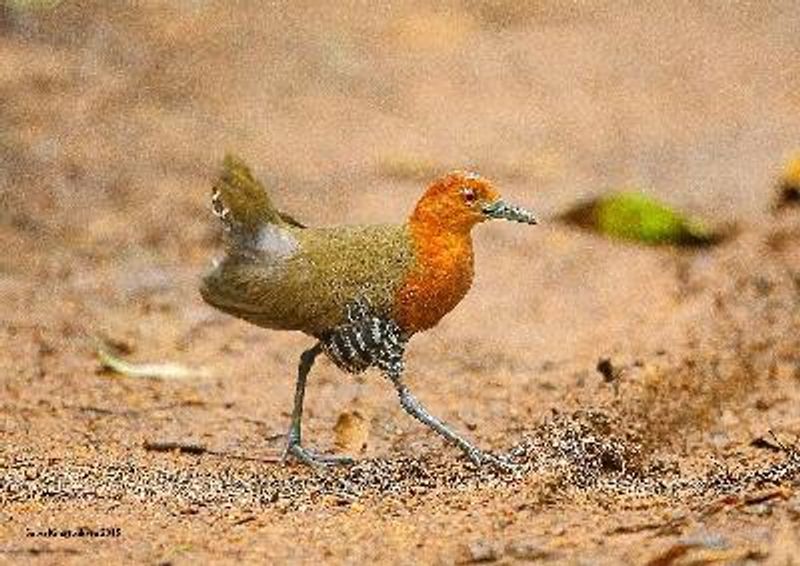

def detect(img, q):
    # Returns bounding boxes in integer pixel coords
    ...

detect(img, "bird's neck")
[406,209,478,280]
[393,217,475,334]
[409,197,477,235]
[408,216,475,260]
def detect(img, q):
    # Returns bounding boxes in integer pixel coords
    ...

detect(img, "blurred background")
[2,0,799,432]
[2,2,800,562]
[3,0,799,230]
[1,0,797,353]
[3,0,800,452]
[2,0,798,329]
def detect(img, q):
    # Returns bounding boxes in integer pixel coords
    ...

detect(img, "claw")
[466,449,518,473]
[283,440,354,468]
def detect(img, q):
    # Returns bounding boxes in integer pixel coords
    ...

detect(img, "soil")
[1,2,800,564]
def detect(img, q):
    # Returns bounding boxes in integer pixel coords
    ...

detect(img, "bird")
[200,154,538,468]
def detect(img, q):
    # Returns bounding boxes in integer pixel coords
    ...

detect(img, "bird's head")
[410,170,538,233]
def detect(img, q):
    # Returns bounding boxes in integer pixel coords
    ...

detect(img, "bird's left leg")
[282,342,353,467]
[388,373,513,470]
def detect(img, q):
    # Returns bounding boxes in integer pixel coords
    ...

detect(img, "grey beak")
[482,199,538,225]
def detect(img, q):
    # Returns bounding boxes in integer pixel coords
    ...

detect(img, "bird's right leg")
[388,375,514,470]
[282,342,353,467]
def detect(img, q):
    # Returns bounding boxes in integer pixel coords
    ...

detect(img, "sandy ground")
[1,1,800,564]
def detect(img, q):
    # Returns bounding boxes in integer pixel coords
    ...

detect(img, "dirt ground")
[1,1,800,564]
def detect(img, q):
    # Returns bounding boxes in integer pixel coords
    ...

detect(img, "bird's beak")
[481,199,538,225]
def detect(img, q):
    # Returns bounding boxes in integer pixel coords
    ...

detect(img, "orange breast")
[393,223,475,334]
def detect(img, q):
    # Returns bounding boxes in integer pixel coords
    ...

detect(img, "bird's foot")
[465,448,518,473]
[283,439,354,468]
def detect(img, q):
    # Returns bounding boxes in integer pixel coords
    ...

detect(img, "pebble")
[461,540,498,563]
[506,541,553,561]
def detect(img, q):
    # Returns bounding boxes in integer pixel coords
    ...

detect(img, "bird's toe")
[466,449,519,473]
[284,441,354,468]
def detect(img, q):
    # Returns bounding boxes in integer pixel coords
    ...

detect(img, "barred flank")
[320,300,406,378]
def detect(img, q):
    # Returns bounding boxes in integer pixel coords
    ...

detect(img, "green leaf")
[560,191,724,246]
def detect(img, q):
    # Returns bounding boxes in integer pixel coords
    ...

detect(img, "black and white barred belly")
[319,299,407,378]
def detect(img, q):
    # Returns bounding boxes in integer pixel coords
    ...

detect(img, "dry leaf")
[97,345,211,380]
[333,410,369,454]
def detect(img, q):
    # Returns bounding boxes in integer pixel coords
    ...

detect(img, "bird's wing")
[201,224,416,336]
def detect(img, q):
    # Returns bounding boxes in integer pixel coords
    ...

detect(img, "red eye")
[461,187,477,204]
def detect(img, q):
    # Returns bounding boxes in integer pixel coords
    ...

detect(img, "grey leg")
[283,343,353,467]
[390,376,513,470]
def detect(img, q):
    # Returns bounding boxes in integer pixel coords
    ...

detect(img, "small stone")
[506,541,553,561]
[596,358,618,383]
[550,525,567,537]
[787,498,800,520]
[741,503,772,517]
[460,540,499,563]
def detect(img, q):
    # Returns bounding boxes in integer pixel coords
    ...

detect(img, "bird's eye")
[461,187,477,205]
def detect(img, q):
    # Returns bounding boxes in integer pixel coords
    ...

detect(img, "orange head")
[395,171,538,333]
[409,171,538,233]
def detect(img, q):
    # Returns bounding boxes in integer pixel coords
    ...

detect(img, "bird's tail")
[211,154,304,232]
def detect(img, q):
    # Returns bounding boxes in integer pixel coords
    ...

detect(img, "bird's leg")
[282,342,353,467]
[389,375,514,470]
